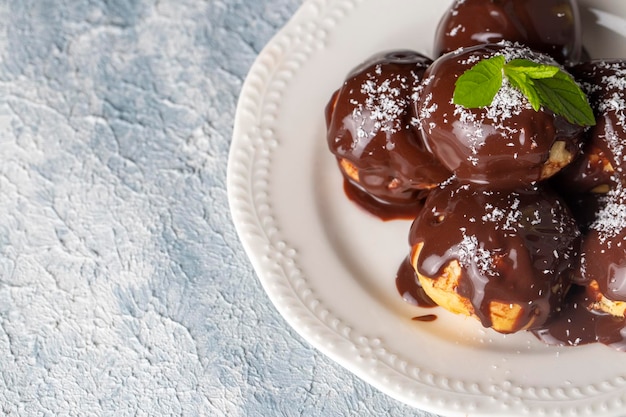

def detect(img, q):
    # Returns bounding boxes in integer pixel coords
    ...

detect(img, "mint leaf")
[452,55,596,126]
[504,59,559,79]
[453,55,505,108]
[504,59,557,111]
[532,71,597,126]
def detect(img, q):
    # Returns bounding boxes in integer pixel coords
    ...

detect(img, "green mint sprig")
[452,56,596,126]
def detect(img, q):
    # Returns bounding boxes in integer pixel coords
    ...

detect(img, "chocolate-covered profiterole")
[415,42,584,188]
[409,182,580,333]
[557,60,626,195]
[551,60,626,232]
[572,183,626,325]
[326,50,451,219]
[571,61,626,316]
[434,0,583,64]
[583,225,626,314]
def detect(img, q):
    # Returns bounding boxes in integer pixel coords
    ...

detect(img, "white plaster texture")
[0,1,438,416]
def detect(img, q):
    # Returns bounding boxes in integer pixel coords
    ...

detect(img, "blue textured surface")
[0,0,439,415]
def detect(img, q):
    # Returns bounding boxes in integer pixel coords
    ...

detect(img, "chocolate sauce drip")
[395,256,437,308]
[398,266,626,349]
[412,314,438,322]
[342,178,426,221]
[434,0,583,64]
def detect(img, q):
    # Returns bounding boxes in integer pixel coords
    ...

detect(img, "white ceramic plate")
[227,1,626,415]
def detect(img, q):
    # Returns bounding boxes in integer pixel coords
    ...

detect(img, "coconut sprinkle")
[584,62,626,167]
[578,62,626,244]
[590,184,626,245]
[454,232,498,277]
[481,196,522,231]
[448,24,464,37]
[349,63,422,143]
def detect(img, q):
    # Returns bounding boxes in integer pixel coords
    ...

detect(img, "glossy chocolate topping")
[532,284,626,350]
[342,179,427,221]
[559,61,626,296]
[558,60,626,195]
[434,0,582,64]
[326,50,451,214]
[395,256,437,308]
[409,182,580,331]
[415,42,584,188]
[552,140,619,196]
[576,180,626,298]
[581,224,626,301]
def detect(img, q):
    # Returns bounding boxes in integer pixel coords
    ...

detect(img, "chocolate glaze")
[412,314,438,322]
[415,42,584,189]
[556,61,626,296]
[342,177,427,221]
[398,259,626,349]
[580,203,626,299]
[552,142,618,196]
[556,60,626,196]
[409,182,580,332]
[520,61,626,347]
[326,50,451,218]
[546,189,602,237]
[434,0,583,64]
[395,256,437,308]
[532,285,626,350]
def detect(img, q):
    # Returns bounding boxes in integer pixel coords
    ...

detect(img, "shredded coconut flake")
[586,62,626,165]
[481,195,522,231]
[456,233,497,277]
[448,24,464,37]
[591,184,626,244]
[350,64,422,144]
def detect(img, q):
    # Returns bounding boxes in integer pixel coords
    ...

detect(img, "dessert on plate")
[409,182,580,333]
[324,0,626,349]
[325,50,451,219]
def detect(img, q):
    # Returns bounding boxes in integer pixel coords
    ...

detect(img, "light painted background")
[0,0,439,415]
